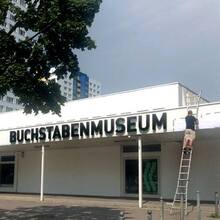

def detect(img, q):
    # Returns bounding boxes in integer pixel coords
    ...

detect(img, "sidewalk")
[0,194,218,219]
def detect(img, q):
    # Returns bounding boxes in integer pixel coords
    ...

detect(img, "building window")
[15,99,20,105]
[18,28,25,36]
[20,0,26,7]
[9,24,13,30]
[0,106,3,112]
[123,145,161,153]
[6,97,13,103]
[9,14,15,22]
[6,107,13,112]
[0,155,15,186]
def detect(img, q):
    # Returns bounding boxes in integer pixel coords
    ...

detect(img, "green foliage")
[0,0,10,24]
[210,213,220,218]
[0,0,102,115]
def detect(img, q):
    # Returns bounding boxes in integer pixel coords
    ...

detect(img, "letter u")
[17,130,24,142]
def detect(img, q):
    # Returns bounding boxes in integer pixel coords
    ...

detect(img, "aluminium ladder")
[170,91,201,215]
[170,147,193,214]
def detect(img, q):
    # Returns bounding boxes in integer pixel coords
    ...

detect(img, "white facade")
[89,79,101,97]
[0,91,21,113]
[16,146,121,196]
[0,82,219,202]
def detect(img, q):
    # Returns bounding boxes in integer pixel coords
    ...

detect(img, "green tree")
[0,0,102,115]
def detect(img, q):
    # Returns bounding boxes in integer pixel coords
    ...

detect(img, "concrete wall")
[17,150,41,193]
[189,139,220,201]
[160,139,220,201]
[3,138,220,201]
[160,142,181,199]
[17,145,121,197]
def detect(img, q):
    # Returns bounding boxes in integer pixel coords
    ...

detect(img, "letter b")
[10,131,16,143]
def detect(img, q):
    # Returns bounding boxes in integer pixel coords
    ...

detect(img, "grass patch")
[209,213,220,218]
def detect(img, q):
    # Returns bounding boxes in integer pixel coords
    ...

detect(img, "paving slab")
[0,194,218,220]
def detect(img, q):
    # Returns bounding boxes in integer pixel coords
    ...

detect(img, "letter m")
[152,113,167,131]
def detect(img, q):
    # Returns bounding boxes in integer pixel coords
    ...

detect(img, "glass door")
[0,155,16,191]
[125,159,158,195]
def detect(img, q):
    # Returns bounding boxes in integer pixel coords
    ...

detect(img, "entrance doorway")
[0,155,16,192]
[125,159,158,195]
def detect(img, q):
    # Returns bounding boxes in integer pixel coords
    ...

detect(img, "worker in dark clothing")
[183,110,198,150]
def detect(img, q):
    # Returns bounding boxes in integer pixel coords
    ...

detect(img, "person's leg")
[183,130,191,149]
[188,130,195,149]
[183,136,187,149]
[187,139,193,149]
[183,137,190,149]
[183,130,189,149]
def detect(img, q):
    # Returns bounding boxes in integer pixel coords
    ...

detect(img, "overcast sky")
[77,0,220,101]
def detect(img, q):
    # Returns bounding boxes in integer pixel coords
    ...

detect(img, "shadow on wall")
[0,205,131,220]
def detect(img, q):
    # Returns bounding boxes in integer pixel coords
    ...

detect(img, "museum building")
[0,82,219,206]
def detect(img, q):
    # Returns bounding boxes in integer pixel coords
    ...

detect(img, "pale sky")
[77,0,220,101]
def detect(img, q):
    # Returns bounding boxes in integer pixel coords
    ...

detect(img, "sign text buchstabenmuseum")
[10,113,167,144]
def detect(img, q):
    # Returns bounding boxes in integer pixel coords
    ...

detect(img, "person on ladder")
[183,110,199,152]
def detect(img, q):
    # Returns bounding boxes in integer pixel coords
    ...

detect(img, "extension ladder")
[170,90,201,215]
[170,147,193,214]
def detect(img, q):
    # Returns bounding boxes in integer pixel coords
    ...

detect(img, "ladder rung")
[172,206,187,209]
[182,159,190,161]
[178,186,187,187]
[181,166,189,167]
[172,206,183,209]
[180,172,188,174]
[179,179,188,181]
[183,156,191,159]
[174,199,186,202]
[183,153,192,156]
